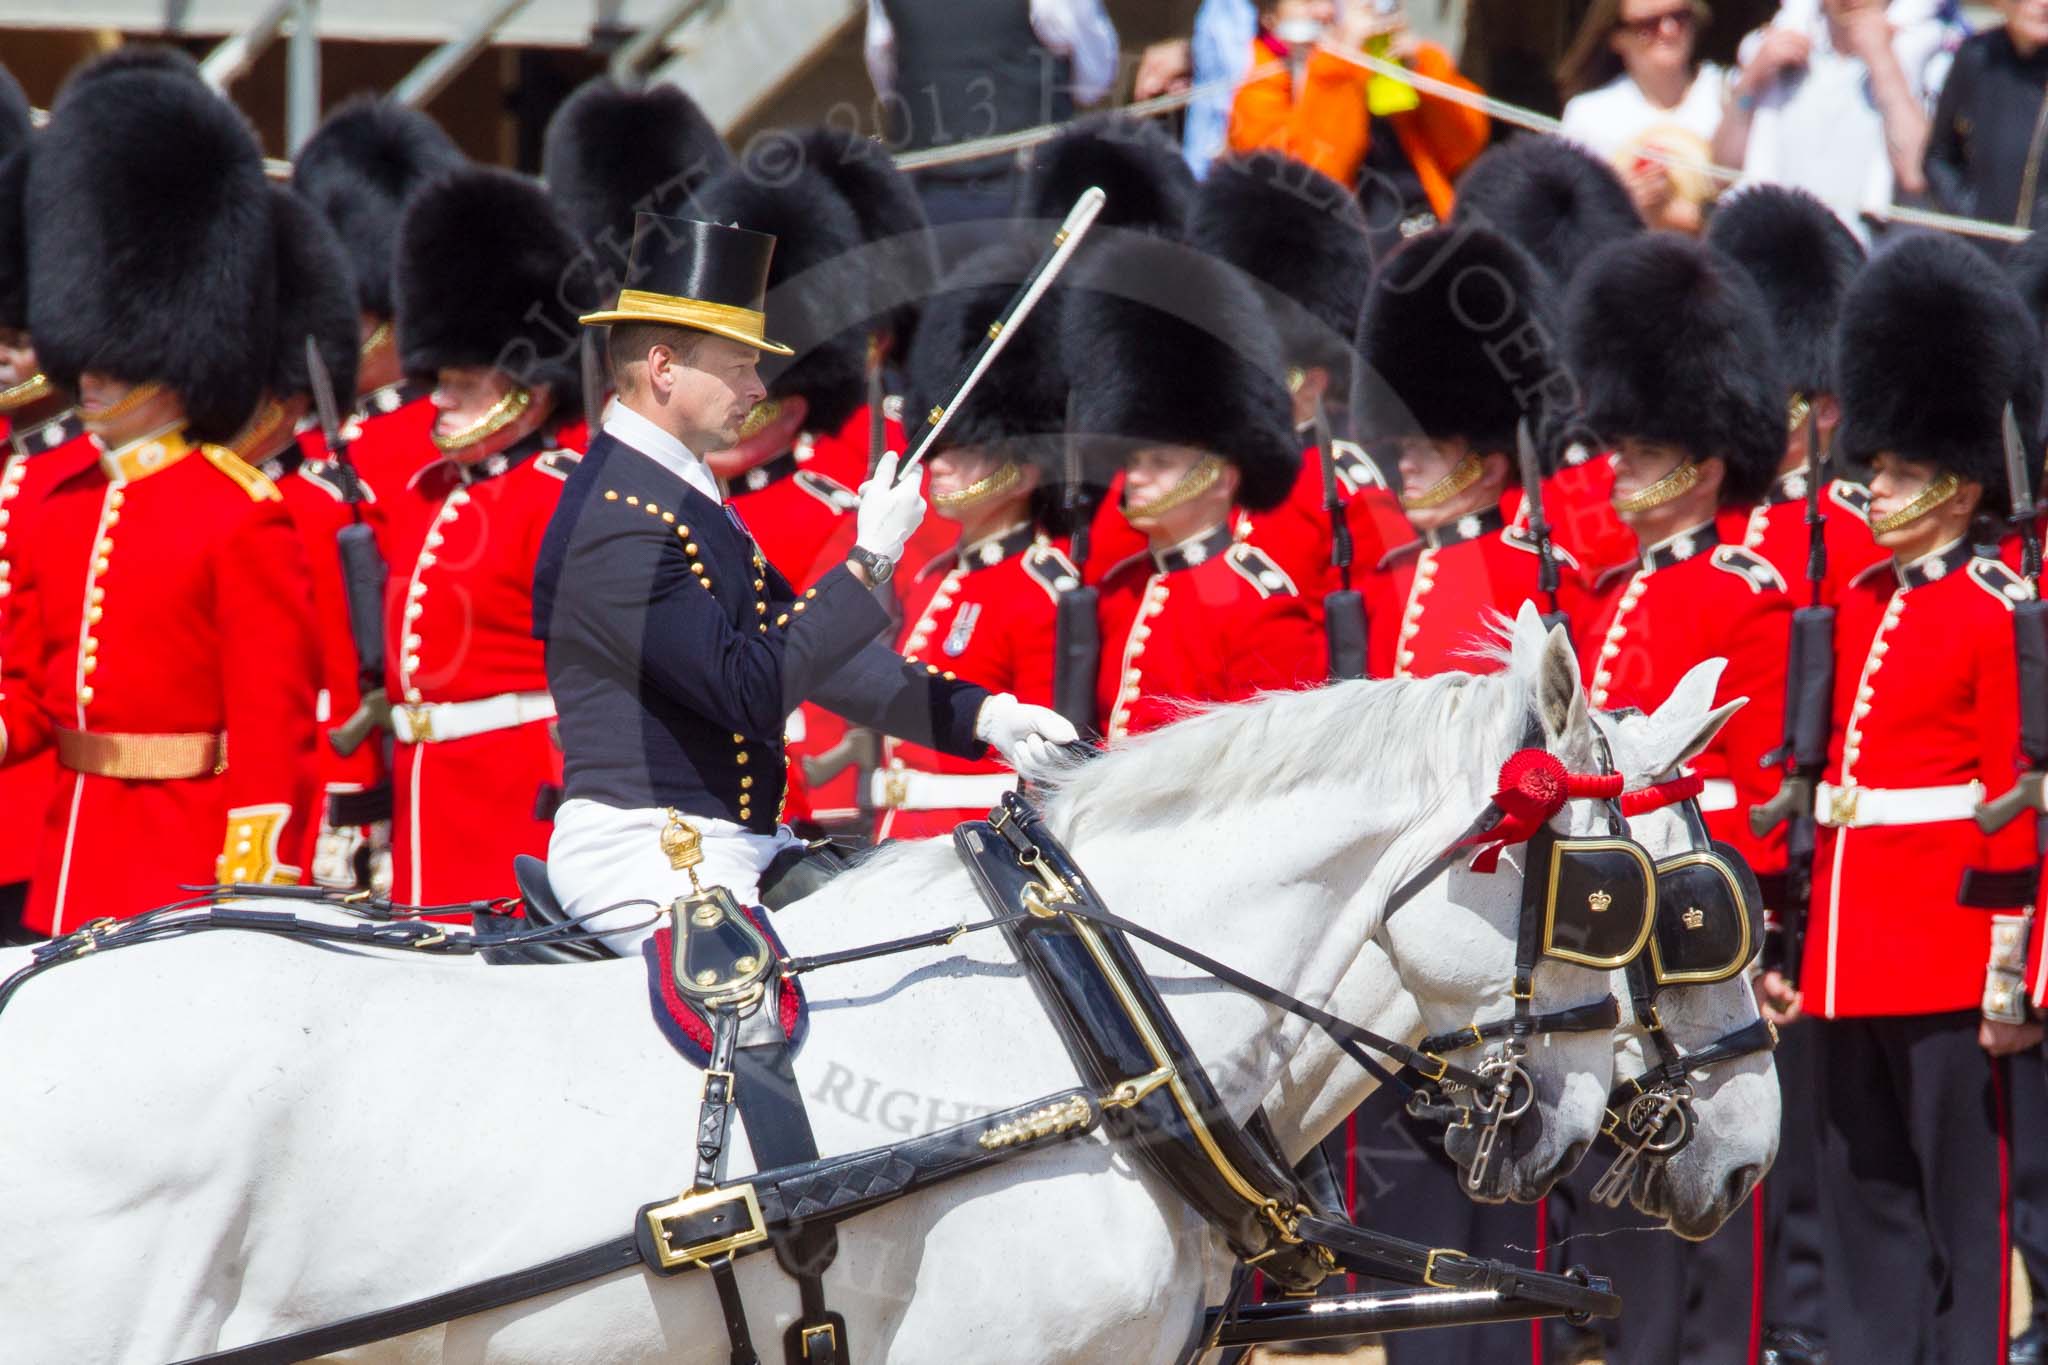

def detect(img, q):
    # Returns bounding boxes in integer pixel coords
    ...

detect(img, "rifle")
[1973,404,2048,844]
[306,337,393,760]
[1317,407,1367,681]
[1053,391,1101,734]
[1749,414,1834,988]
[1515,417,1570,638]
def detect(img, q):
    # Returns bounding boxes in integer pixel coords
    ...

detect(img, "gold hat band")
[1614,458,1702,514]
[1122,455,1226,523]
[933,460,1024,512]
[1400,453,1484,510]
[578,290,795,358]
[0,372,53,412]
[1869,471,1961,534]
[432,386,532,454]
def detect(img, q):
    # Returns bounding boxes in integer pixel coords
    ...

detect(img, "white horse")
[0,608,1631,1363]
[1253,659,1779,1240]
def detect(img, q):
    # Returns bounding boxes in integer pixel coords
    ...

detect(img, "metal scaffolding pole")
[609,0,716,88]
[392,0,534,110]
[199,0,295,92]
[285,0,321,154]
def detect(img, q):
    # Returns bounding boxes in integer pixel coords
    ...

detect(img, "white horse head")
[1594,664,1781,1240]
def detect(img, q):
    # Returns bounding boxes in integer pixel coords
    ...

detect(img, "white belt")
[1698,778,1738,813]
[870,769,1018,811]
[1815,780,1985,829]
[393,690,556,744]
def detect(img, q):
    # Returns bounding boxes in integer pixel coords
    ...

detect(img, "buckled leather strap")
[1416,997,1623,1058]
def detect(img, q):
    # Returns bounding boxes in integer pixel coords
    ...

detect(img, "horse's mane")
[1037,667,1529,843]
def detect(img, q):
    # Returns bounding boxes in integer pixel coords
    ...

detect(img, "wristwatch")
[847,545,895,585]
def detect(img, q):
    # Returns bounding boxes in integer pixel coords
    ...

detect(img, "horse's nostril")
[1724,1164,1761,1207]
[1561,1139,1590,1174]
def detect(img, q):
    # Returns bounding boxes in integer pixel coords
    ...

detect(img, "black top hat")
[578,211,792,356]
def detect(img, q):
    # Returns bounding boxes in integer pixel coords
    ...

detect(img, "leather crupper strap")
[174,1088,1103,1365]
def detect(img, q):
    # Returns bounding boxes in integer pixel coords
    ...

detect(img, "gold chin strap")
[737,398,783,440]
[358,320,394,365]
[1400,453,1483,511]
[933,459,1023,512]
[229,397,290,463]
[1122,455,1225,522]
[1614,458,1702,515]
[1786,393,1811,434]
[0,372,52,412]
[432,385,533,454]
[1870,471,1961,534]
[81,380,167,427]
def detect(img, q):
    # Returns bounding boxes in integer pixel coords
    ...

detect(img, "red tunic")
[1095,521,1325,741]
[379,438,577,906]
[1576,521,1791,878]
[876,524,1075,840]
[1364,508,1578,679]
[0,426,321,933]
[1715,470,1886,605]
[1802,543,2038,1017]
[342,381,440,501]
[0,410,96,890]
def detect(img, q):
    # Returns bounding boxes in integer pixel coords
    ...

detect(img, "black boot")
[2012,1323,2048,1365]
[1760,1325,1828,1365]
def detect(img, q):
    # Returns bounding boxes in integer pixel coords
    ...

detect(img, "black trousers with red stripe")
[1817,1011,2011,1365]
[1762,1017,1829,1337]
[1545,1154,1763,1365]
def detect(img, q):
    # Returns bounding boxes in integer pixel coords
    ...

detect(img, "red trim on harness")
[1462,749,1627,872]
[1619,771,1706,817]
[650,920,803,1055]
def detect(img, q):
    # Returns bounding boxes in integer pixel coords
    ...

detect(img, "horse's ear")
[1633,658,1745,774]
[1508,600,1547,677]
[1537,620,1587,745]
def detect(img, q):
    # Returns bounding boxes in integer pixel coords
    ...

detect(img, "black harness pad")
[1648,841,1762,986]
[1540,838,1657,969]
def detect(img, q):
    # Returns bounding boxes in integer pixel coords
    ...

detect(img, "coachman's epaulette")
[1021,543,1083,602]
[1709,544,1785,594]
[1969,557,2033,610]
[1225,543,1299,598]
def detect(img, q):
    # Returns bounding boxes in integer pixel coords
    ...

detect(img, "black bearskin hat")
[26,66,273,442]
[1022,116,1194,235]
[1565,235,1783,505]
[0,65,31,332]
[695,163,870,437]
[1453,136,1644,288]
[542,78,729,286]
[908,236,1068,475]
[786,125,937,345]
[395,166,584,403]
[1356,225,1568,467]
[1189,152,1373,379]
[267,184,360,406]
[53,44,203,101]
[294,96,466,321]
[1062,234,1297,511]
[1836,232,2043,502]
[1706,186,1864,400]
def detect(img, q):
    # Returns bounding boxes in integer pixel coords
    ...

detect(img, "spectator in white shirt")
[1558,0,1727,233]
[1713,0,1963,241]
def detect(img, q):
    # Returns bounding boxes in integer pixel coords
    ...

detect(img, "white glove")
[975,692,1081,773]
[855,449,926,564]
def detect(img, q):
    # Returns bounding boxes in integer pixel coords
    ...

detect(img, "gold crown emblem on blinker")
[1682,906,1706,931]
[1587,888,1613,913]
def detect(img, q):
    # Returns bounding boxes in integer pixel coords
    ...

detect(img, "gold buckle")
[1422,1247,1467,1289]
[403,704,436,744]
[800,1322,838,1355]
[644,1183,769,1269]
[411,926,448,950]
[882,773,908,809]
[1828,784,1861,828]
[700,1067,735,1100]
[1414,1053,1450,1083]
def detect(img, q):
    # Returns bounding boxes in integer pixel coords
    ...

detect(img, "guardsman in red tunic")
[1551,232,1793,1365]
[0,74,98,941]
[291,96,468,498]
[873,238,1079,839]
[1062,235,1321,741]
[1455,136,1648,585]
[1706,186,1885,602]
[381,167,587,906]
[0,61,319,934]
[1187,152,1386,618]
[1796,235,2044,1365]
[224,184,393,891]
[1355,223,1583,679]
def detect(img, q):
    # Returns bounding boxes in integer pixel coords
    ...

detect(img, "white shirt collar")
[603,403,720,505]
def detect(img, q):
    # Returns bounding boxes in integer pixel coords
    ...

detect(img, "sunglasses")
[1617,6,1697,37]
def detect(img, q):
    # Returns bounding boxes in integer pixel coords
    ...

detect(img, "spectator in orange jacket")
[1226,0,1490,242]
